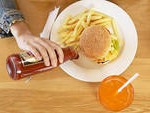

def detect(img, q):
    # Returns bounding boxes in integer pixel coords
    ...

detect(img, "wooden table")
[0,0,150,113]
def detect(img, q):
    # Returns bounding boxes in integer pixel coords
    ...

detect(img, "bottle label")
[19,52,43,67]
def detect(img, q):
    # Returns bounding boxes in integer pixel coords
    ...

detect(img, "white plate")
[51,0,138,82]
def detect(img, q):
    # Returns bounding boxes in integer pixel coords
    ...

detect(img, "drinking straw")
[118,73,139,93]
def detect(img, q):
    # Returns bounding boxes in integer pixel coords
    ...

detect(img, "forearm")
[10,21,32,40]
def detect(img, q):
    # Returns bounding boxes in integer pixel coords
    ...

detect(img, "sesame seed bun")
[79,25,111,60]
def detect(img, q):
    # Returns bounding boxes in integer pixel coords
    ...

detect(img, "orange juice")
[98,76,134,112]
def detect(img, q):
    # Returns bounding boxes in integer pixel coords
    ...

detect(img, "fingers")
[45,40,64,63]
[53,45,64,63]
[31,41,51,66]
[35,39,58,67]
[26,38,63,67]
[26,45,42,60]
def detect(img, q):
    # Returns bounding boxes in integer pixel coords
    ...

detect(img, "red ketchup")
[6,47,78,80]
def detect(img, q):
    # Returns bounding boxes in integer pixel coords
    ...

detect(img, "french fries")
[58,9,120,51]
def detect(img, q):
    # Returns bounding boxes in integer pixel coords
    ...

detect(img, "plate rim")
[51,0,138,82]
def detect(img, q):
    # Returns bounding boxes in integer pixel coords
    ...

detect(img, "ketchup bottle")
[6,47,78,80]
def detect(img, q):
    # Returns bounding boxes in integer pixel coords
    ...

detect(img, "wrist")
[10,21,32,40]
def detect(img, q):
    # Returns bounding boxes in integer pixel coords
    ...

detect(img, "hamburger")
[79,25,120,63]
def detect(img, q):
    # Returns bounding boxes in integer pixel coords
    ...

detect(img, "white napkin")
[40,7,60,39]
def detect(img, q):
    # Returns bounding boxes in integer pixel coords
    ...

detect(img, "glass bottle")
[6,47,78,80]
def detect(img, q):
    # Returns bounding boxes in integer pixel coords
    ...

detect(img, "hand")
[17,34,64,67]
[10,21,64,67]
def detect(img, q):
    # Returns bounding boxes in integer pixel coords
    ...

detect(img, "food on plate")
[58,9,121,63]
[79,25,111,63]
